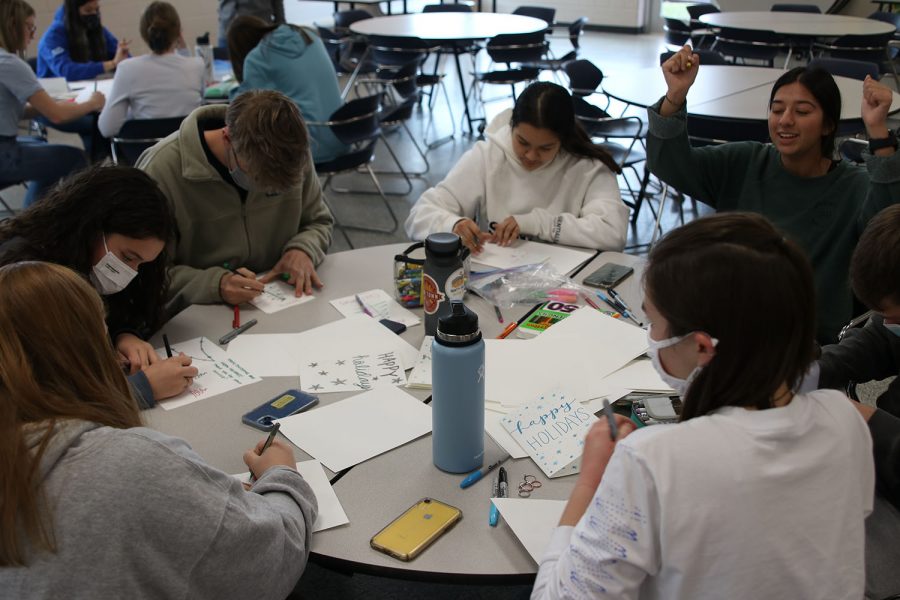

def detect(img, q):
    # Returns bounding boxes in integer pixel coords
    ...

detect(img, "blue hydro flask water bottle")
[431,300,485,473]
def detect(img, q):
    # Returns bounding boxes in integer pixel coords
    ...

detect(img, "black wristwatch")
[869,129,899,152]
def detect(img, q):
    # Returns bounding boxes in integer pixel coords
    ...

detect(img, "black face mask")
[81,13,101,31]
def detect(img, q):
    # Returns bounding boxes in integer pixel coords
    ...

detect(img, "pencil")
[497,302,543,339]
[250,422,281,483]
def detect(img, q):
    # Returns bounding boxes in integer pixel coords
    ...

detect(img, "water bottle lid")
[436,300,481,343]
[425,232,461,256]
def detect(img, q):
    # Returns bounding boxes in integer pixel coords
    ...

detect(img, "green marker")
[280,272,290,281]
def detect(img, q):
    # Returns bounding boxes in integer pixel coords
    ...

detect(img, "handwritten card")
[233,460,349,532]
[156,337,260,410]
[501,390,596,478]
[299,350,406,393]
[472,240,592,274]
[330,289,421,327]
[405,336,433,390]
[250,279,315,314]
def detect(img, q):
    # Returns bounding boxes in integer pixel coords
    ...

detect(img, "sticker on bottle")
[445,268,466,301]
[422,273,445,315]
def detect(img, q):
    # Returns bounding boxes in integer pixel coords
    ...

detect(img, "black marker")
[163,333,173,358]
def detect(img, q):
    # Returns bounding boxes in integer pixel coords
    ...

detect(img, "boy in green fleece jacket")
[137,89,333,314]
[648,46,900,344]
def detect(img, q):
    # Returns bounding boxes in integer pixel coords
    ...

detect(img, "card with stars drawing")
[299,349,407,393]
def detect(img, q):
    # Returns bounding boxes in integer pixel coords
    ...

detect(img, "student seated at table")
[136,89,333,312]
[0,0,99,207]
[37,0,128,81]
[532,213,873,599]
[97,1,203,138]
[812,204,900,598]
[0,165,198,408]
[405,82,629,254]
[218,0,284,47]
[0,261,317,598]
[226,16,348,163]
[648,45,900,344]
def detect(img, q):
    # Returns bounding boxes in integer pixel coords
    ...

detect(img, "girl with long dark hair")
[406,81,629,252]
[0,164,197,407]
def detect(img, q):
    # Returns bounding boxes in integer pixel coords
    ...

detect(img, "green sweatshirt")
[647,99,900,344]
[136,105,333,313]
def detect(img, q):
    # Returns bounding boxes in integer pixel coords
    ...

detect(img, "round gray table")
[349,13,547,135]
[602,65,900,121]
[699,11,896,37]
[146,243,646,583]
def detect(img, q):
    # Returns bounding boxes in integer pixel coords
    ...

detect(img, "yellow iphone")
[370,498,463,561]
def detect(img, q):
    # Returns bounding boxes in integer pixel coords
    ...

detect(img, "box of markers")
[516,301,580,338]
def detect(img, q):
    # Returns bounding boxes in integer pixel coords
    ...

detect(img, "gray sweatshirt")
[1,420,317,599]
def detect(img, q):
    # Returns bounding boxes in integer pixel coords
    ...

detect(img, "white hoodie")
[405,109,629,250]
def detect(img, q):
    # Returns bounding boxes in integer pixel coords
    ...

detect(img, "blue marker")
[489,477,500,527]
[460,454,510,489]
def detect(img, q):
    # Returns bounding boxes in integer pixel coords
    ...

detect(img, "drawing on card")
[300,350,407,393]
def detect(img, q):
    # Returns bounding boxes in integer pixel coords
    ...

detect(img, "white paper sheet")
[226,315,419,377]
[484,338,590,408]
[472,240,592,275]
[484,410,528,459]
[330,289,421,327]
[233,460,349,532]
[71,78,114,103]
[405,336,433,389]
[299,348,406,393]
[276,386,432,472]
[249,279,315,314]
[38,77,74,99]
[601,359,673,392]
[157,337,261,410]
[492,498,567,564]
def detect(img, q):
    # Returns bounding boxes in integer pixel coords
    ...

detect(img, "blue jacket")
[231,25,347,163]
[37,5,118,81]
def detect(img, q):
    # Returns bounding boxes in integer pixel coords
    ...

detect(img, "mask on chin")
[228,146,257,192]
[646,329,717,397]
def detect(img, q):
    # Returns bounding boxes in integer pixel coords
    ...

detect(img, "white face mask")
[646,329,717,397]
[90,235,138,295]
[883,321,900,337]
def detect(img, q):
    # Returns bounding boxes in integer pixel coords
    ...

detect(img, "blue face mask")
[228,145,257,192]
[884,321,900,337]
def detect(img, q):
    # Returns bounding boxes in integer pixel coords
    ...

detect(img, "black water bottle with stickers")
[422,233,468,336]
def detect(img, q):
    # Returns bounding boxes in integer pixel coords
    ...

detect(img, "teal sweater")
[647,99,900,343]
[231,25,348,163]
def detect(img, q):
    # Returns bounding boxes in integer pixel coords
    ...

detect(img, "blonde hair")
[0,262,141,566]
[226,89,310,192]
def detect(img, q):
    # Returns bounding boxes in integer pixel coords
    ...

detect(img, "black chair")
[715,26,788,68]
[333,9,373,31]
[808,57,880,80]
[686,4,719,49]
[771,3,821,12]
[371,60,431,183]
[307,94,399,243]
[663,18,692,50]
[685,115,770,146]
[814,32,894,64]
[659,49,728,66]
[110,116,186,166]
[362,35,454,148]
[512,5,555,30]
[472,31,547,113]
[522,17,587,85]
[838,137,867,164]
[564,58,611,113]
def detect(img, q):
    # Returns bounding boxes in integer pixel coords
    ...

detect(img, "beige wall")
[26,0,335,58]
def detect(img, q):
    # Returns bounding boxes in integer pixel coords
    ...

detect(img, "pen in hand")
[603,399,618,442]
[249,422,281,483]
[163,333,173,358]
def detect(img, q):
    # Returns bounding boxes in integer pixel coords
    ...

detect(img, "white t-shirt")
[97,53,204,138]
[532,389,874,600]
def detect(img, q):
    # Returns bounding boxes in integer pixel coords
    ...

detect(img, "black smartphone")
[583,263,634,289]
[242,389,319,431]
